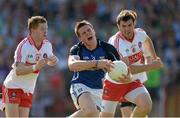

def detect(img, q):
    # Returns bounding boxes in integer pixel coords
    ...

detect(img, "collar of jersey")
[27,35,44,51]
[79,39,101,51]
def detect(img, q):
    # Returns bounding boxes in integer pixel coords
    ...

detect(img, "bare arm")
[124,36,163,74]
[15,62,36,75]
[68,55,114,72]
[68,55,97,72]
[121,56,163,74]
[143,36,157,59]
[129,59,163,74]
[15,59,47,75]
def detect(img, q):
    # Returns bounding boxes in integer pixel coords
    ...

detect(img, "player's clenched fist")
[35,59,48,70]
[47,55,59,66]
[97,59,114,72]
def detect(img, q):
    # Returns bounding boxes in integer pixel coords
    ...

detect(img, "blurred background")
[0,0,180,117]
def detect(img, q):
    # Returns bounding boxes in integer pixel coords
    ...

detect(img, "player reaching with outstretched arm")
[100,9,164,117]
[68,20,121,117]
[1,16,58,117]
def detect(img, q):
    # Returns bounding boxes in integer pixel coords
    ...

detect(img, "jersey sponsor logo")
[35,53,41,61]
[91,56,95,60]
[103,89,108,96]
[131,44,138,53]
[11,92,16,98]
[72,91,78,98]
[27,54,33,58]
[99,56,105,59]
[138,41,142,48]
[83,56,89,60]
[125,49,131,55]
[77,88,83,93]
[125,49,129,53]
[132,47,136,53]
[128,51,145,64]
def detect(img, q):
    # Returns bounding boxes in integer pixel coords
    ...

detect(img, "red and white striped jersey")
[108,28,149,83]
[4,35,54,93]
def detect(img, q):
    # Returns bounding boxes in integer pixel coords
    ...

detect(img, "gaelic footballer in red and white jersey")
[108,28,149,83]
[4,35,54,94]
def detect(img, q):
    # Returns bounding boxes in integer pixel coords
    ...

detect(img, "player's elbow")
[160,61,164,68]
[157,60,164,69]
[130,69,138,74]
[68,60,80,72]
[68,65,74,71]
[129,66,140,74]
[15,67,28,76]
[68,64,78,72]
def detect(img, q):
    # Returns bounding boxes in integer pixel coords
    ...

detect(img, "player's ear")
[117,24,120,30]
[92,27,96,36]
[133,20,137,27]
[79,37,83,42]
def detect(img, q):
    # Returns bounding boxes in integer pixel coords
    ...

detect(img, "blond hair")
[28,16,47,32]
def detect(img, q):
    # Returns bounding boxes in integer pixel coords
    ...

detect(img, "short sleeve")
[14,41,27,63]
[46,42,54,57]
[136,28,148,42]
[108,35,115,45]
[102,42,120,61]
[69,45,79,56]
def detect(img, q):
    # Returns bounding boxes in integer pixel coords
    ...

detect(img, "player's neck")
[30,34,43,48]
[84,40,97,51]
[122,32,134,42]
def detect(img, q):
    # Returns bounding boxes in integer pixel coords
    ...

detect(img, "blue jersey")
[69,39,120,89]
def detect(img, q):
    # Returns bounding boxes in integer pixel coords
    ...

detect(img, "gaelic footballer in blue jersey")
[68,20,121,117]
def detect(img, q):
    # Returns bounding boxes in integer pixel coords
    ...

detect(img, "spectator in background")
[1,16,58,117]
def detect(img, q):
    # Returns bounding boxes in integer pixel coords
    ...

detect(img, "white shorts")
[0,99,5,111]
[102,87,149,113]
[70,83,103,111]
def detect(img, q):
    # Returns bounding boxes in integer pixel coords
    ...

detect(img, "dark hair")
[28,16,47,32]
[74,20,93,37]
[116,10,137,25]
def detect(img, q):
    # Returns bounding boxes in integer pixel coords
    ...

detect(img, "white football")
[108,60,128,82]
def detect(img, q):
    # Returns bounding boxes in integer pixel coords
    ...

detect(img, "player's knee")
[141,105,152,114]
[145,98,152,112]
[83,107,99,116]
[100,112,114,117]
[138,100,152,114]
[135,93,152,113]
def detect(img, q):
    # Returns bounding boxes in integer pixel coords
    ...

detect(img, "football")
[108,60,128,82]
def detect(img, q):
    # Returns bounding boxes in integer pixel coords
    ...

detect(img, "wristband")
[95,60,99,68]
[32,65,37,71]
